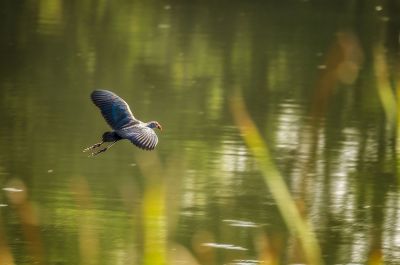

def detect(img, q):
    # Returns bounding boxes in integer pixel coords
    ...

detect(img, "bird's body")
[84,90,162,156]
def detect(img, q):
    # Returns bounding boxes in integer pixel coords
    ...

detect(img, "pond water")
[0,1,399,264]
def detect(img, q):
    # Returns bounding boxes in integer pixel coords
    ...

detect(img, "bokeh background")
[0,0,399,264]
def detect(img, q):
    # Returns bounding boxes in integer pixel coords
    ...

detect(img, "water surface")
[0,1,399,264]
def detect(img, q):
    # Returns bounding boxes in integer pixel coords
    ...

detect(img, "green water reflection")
[0,1,399,264]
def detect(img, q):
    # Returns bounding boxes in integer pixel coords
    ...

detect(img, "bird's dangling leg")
[83,141,104,153]
[88,141,117,157]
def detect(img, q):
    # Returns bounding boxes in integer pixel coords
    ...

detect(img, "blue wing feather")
[116,125,158,150]
[91,90,138,130]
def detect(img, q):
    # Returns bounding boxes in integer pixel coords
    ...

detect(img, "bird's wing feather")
[91,90,139,130]
[116,125,158,150]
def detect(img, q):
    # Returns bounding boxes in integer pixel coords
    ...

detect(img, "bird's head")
[147,121,162,131]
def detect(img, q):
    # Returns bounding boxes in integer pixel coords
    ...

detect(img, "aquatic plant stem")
[230,94,323,265]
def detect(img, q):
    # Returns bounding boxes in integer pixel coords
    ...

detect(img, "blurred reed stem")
[373,45,397,131]
[137,153,167,265]
[230,94,323,265]
[373,43,399,192]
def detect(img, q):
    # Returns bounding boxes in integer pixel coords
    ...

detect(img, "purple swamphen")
[83,90,162,156]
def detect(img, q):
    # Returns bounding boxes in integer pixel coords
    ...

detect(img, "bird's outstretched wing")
[116,125,158,151]
[91,90,139,130]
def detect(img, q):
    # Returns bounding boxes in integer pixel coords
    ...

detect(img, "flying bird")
[83,90,162,156]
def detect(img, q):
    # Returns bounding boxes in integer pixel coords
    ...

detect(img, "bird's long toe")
[83,142,103,152]
[88,147,107,157]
